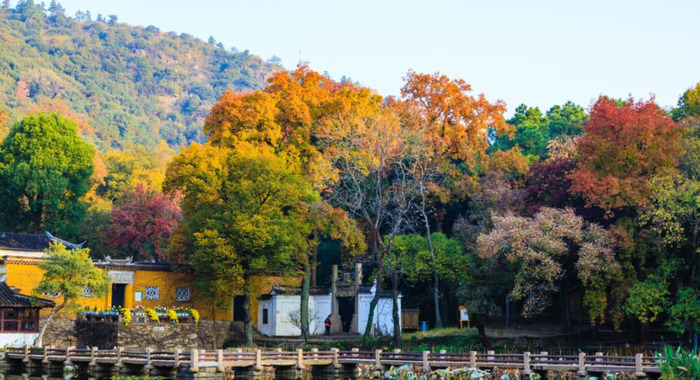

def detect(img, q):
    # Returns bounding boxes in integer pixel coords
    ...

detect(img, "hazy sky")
[46,0,700,115]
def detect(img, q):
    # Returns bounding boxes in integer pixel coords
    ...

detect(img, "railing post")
[374,349,383,369]
[351,347,359,358]
[217,349,224,372]
[42,345,50,364]
[595,351,603,363]
[487,350,495,366]
[296,348,304,369]
[422,351,430,372]
[190,349,200,373]
[470,351,477,368]
[538,351,547,366]
[64,346,74,366]
[577,352,586,378]
[22,344,29,363]
[174,349,181,368]
[331,348,340,368]
[144,348,153,374]
[115,347,123,370]
[311,347,318,360]
[89,346,97,368]
[254,349,262,371]
[635,353,646,378]
[522,352,531,376]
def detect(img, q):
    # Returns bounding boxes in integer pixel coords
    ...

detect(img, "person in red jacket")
[324,314,332,335]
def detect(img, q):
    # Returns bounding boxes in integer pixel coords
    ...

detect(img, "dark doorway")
[338,297,355,332]
[233,295,246,321]
[111,284,126,309]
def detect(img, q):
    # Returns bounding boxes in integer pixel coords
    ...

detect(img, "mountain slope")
[0,1,281,149]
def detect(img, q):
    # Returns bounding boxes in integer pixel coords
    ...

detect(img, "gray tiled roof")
[0,232,85,251]
[0,282,54,308]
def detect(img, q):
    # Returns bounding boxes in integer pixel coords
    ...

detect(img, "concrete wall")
[357,293,401,336]
[0,333,39,346]
[257,294,331,337]
[40,318,231,349]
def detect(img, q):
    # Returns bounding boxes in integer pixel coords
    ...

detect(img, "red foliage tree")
[569,97,681,211]
[108,184,182,262]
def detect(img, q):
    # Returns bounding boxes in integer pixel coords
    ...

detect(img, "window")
[262,308,269,324]
[44,291,61,298]
[82,286,93,298]
[134,291,143,302]
[144,286,159,300]
[175,287,190,301]
[0,308,38,333]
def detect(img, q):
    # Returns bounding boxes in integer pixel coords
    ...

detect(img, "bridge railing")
[3,346,660,375]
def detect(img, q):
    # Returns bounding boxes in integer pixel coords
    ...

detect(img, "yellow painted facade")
[2,255,298,324]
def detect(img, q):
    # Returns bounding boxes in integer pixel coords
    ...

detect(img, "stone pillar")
[352,263,363,334]
[522,352,532,376]
[422,351,430,372]
[577,352,587,380]
[330,265,342,334]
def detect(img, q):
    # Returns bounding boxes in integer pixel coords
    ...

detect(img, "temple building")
[0,281,54,345]
[257,264,401,337]
[0,232,401,336]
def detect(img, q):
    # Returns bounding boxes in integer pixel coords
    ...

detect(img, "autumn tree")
[33,242,109,346]
[672,83,700,121]
[0,113,94,238]
[400,71,510,192]
[164,141,318,346]
[202,65,374,338]
[322,107,424,342]
[569,97,681,211]
[108,183,182,262]
[477,208,620,328]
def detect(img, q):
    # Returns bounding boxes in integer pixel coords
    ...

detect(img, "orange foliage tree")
[569,97,681,211]
[400,70,512,191]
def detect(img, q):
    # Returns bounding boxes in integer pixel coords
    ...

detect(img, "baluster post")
[635,353,646,378]
[254,349,262,371]
[331,348,340,368]
[64,346,74,366]
[42,345,50,364]
[577,352,587,378]
[296,348,304,369]
[375,349,383,369]
[190,349,199,373]
[422,351,430,372]
[522,351,531,376]
[174,349,181,368]
[470,351,477,368]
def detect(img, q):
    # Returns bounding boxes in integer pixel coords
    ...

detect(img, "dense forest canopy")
[1,0,699,351]
[0,0,280,149]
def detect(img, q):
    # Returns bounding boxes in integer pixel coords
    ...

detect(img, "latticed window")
[0,308,39,332]
[44,291,61,298]
[82,286,93,298]
[144,286,159,300]
[175,287,190,301]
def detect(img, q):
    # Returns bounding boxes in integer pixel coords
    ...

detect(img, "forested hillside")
[0,1,281,149]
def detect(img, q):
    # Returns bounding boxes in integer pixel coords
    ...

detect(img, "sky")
[46,0,700,115]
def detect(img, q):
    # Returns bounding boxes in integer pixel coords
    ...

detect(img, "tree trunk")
[363,234,383,338]
[419,184,443,328]
[310,247,318,288]
[36,303,63,347]
[476,322,490,350]
[300,255,311,341]
[390,269,401,345]
[242,276,254,346]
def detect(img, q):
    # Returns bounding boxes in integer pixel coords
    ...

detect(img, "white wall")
[356,284,401,336]
[0,333,38,346]
[257,294,331,337]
